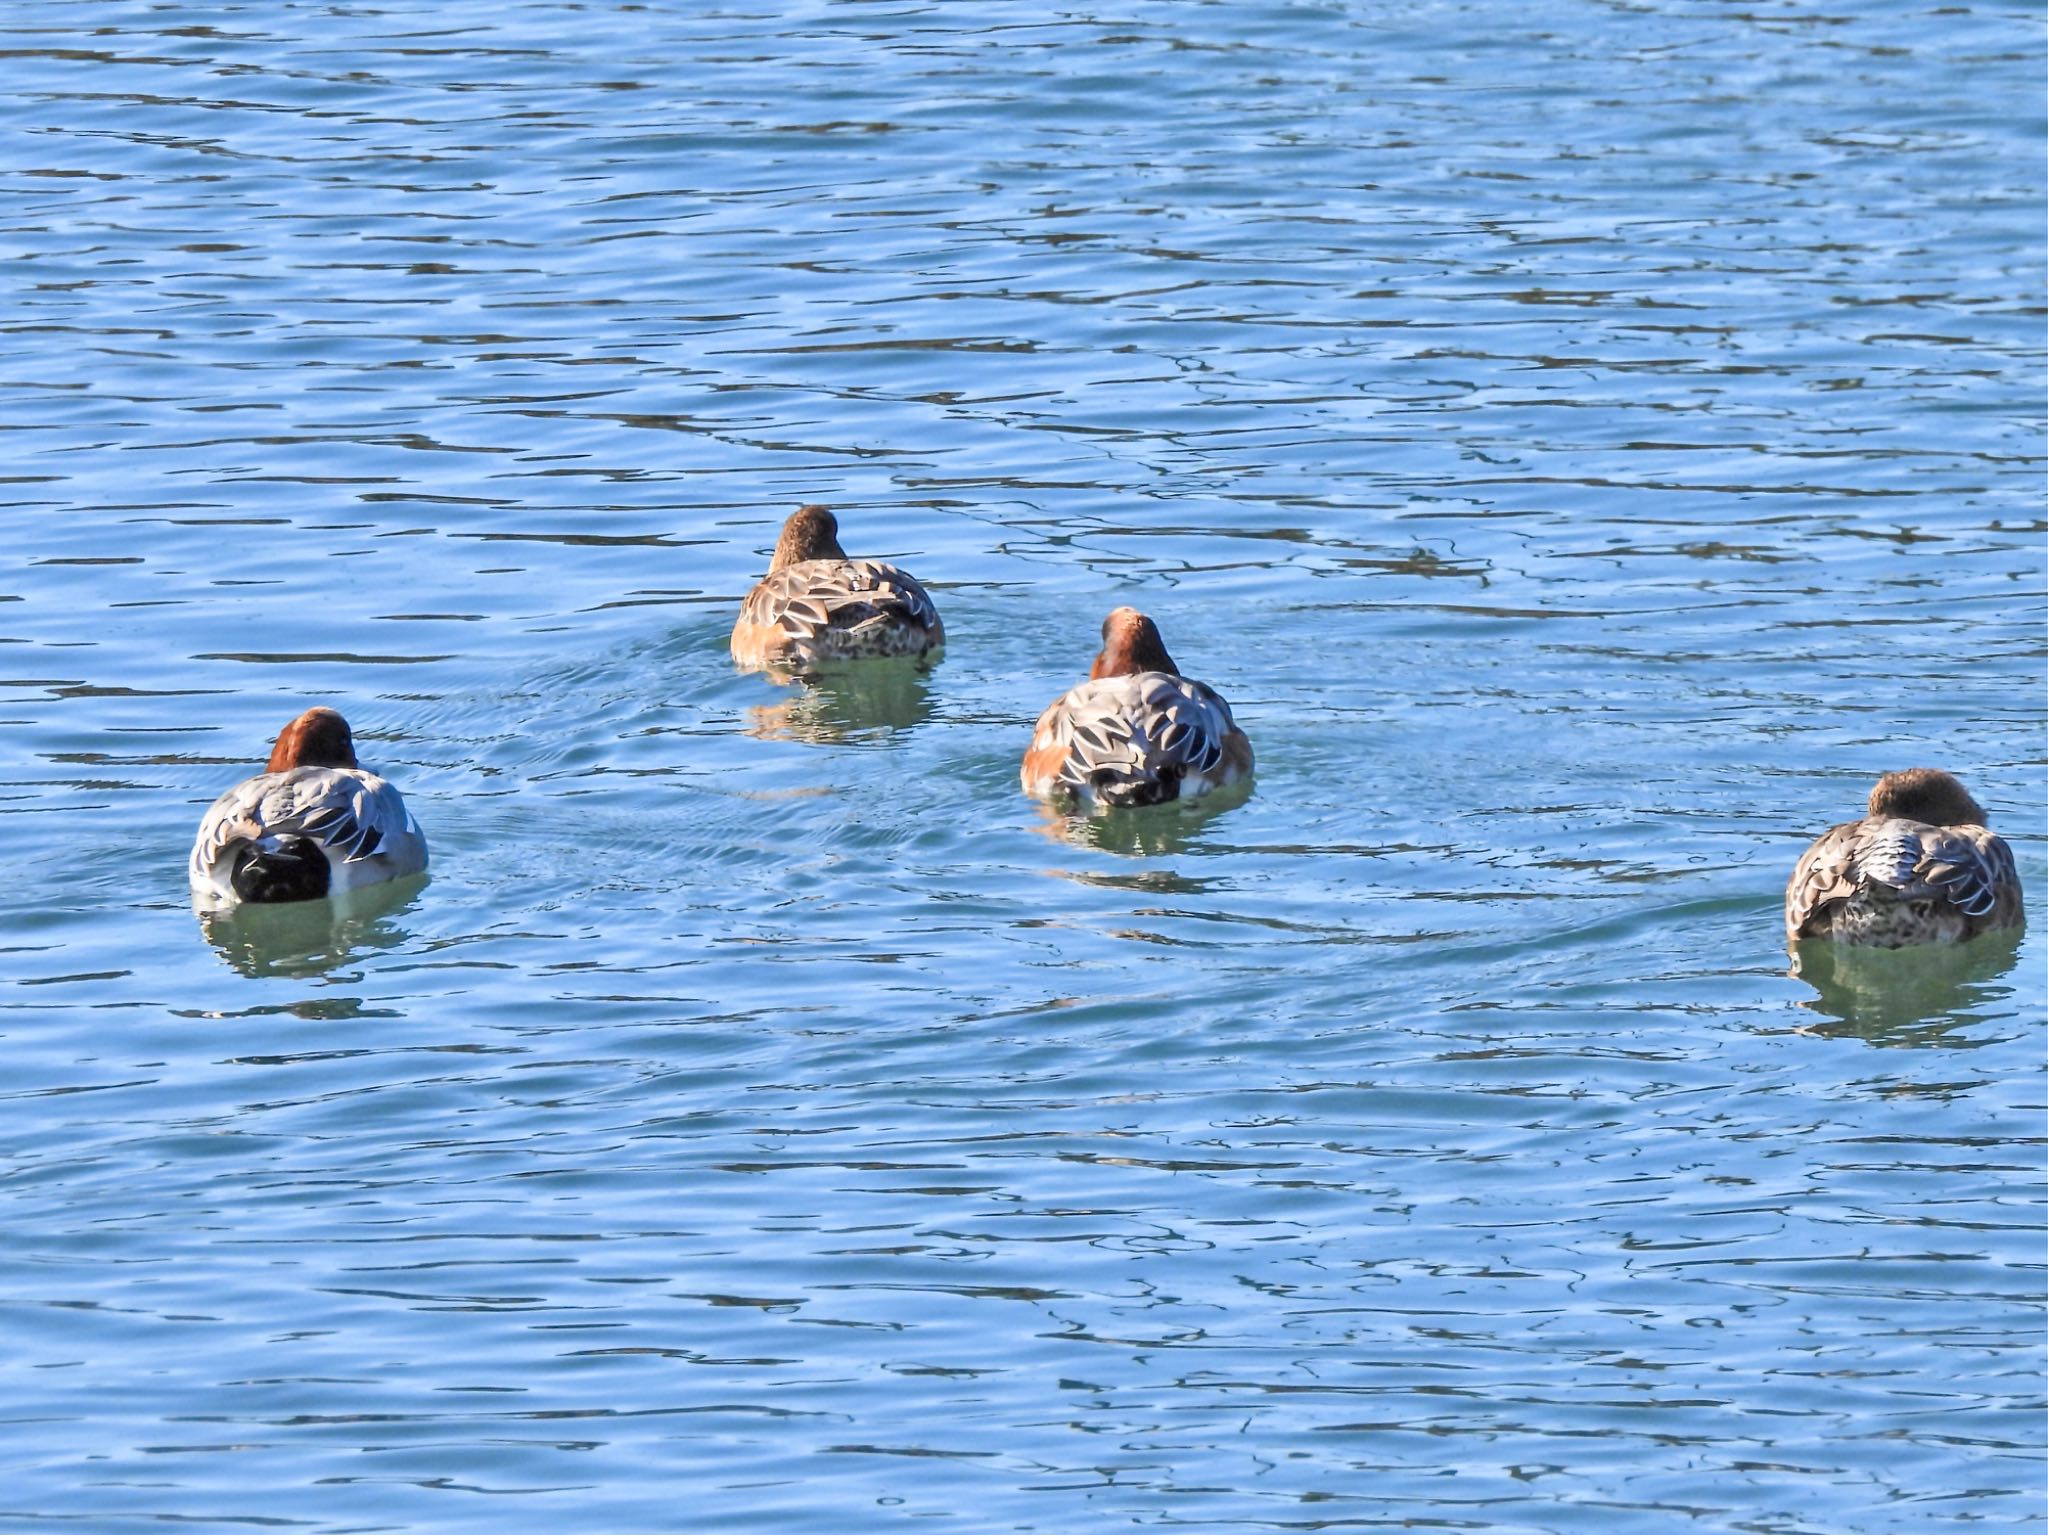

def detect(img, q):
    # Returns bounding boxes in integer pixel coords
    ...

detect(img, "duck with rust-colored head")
[189,707,428,910]
[1022,607,1253,809]
[1786,768,2023,947]
[731,504,943,672]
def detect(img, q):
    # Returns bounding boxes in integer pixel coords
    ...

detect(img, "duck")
[1785,768,2023,947]
[1022,606,1253,809]
[189,707,428,908]
[730,504,943,672]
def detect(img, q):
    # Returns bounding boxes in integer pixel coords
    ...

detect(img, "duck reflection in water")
[744,658,937,744]
[197,874,427,980]
[1791,931,2027,1046]
[1033,775,1253,858]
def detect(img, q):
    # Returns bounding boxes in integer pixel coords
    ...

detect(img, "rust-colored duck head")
[1089,606,1179,680]
[266,707,359,773]
[1867,768,1987,827]
[770,503,848,572]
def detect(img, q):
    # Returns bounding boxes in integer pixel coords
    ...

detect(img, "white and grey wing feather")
[1036,673,1238,790]
[1853,820,1928,895]
[1045,695,1139,791]
[191,767,420,879]
[742,559,941,646]
[740,565,827,636]
[1785,821,1860,938]
[302,773,417,863]
[1791,815,2024,940]
[841,559,941,633]
[1851,819,1999,916]
[1149,676,1237,777]
[1904,824,2017,919]
[192,781,259,880]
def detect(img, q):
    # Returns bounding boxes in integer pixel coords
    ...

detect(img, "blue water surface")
[0,3,2042,1531]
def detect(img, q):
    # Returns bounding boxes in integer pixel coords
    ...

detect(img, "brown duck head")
[770,503,848,571]
[266,707,358,772]
[1867,768,1987,827]
[1089,607,1179,680]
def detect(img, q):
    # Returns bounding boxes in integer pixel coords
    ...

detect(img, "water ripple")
[0,3,2039,1533]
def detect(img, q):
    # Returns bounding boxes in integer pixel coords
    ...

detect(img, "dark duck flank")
[231,835,331,903]
[730,504,944,671]
[1785,768,2024,947]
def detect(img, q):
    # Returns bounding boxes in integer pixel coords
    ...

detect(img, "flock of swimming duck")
[189,504,2026,951]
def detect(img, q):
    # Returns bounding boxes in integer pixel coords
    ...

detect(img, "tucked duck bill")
[771,503,849,571]
[1090,606,1179,680]
[1867,767,1987,827]
[267,706,358,772]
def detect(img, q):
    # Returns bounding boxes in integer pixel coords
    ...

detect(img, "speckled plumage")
[1023,672,1252,807]
[1786,771,2022,948]
[732,557,944,669]
[1022,607,1253,809]
[731,504,942,672]
[190,709,427,910]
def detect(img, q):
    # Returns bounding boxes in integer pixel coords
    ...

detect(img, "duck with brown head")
[1786,768,2022,947]
[190,706,429,910]
[731,503,944,673]
[1022,606,1253,809]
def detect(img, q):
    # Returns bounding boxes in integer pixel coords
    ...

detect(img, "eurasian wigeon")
[1786,768,2023,947]
[730,504,943,672]
[189,707,428,909]
[1022,606,1253,809]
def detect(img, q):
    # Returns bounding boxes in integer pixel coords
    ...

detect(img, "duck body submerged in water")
[1786,768,2023,947]
[1022,607,1253,809]
[731,504,943,672]
[190,707,428,909]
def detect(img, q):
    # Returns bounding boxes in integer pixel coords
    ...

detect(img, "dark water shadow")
[743,659,938,744]
[1035,777,1255,859]
[1790,931,2029,1046]
[196,875,429,980]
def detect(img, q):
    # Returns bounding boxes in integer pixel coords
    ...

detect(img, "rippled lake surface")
[2,3,2043,1530]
